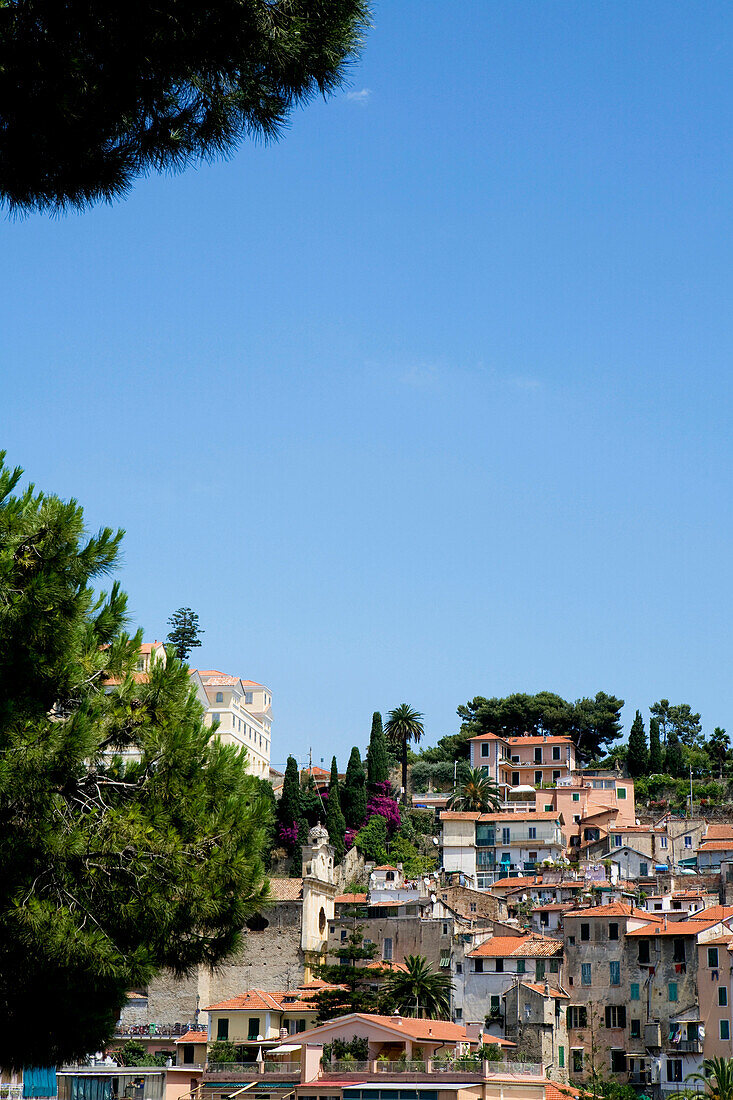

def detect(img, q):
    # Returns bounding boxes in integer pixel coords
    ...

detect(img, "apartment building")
[455,933,563,1028]
[503,982,570,1083]
[198,670,272,777]
[697,933,733,1060]
[469,734,577,790]
[441,811,566,889]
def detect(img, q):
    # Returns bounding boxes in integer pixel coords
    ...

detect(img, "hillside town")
[38,657,733,1100]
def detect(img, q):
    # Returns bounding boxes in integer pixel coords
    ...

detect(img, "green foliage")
[342,747,367,829]
[0,455,270,1068]
[207,1041,237,1064]
[300,774,325,828]
[417,733,470,763]
[325,756,346,863]
[279,755,301,829]
[456,691,623,759]
[687,1057,733,1100]
[627,710,648,777]
[367,711,390,788]
[255,777,277,870]
[385,704,425,801]
[355,814,388,863]
[381,954,452,1019]
[110,1040,167,1067]
[314,924,381,1020]
[666,730,685,778]
[650,700,703,747]
[447,766,502,812]
[709,728,730,778]
[410,760,457,792]
[322,1036,370,1063]
[165,607,204,660]
[388,834,435,878]
[649,717,663,773]
[478,1044,505,1064]
[0,1,371,213]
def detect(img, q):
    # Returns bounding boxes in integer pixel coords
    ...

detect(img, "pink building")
[470,733,577,790]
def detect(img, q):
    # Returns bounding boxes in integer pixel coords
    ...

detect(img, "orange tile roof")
[626,919,724,937]
[297,1013,468,1044]
[374,865,399,871]
[695,906,733,920]
[468,934,562,958]
[704,825,733,840]
[521,982,570,999]
[441,811,560,822]
[490,875,542,890]
[175,1030,208,1044]
[564,902,660,919]
[703,935,733,946]
[507,736,574,746]
[545,1083,581,1100]
[698,840,733,852]
[205,988,323,1013]
[335,893,368,904]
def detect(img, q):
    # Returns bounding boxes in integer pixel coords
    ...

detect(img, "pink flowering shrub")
[278,822,299,849]
[364,793,401,835]
[345,828,357,850]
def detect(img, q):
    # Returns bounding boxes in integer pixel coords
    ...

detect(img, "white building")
[441,811,566,889]
[198,670,272,778]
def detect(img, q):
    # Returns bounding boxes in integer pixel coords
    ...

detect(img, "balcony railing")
[116,1023,197,1038]
[324,1062,371,1075]
[670,1040,703,1054]
[375,1062,427,1073]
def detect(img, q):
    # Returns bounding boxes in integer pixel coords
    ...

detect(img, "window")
[454,1007,462,1020]
[215,691,223,703]
[611,1050,626,1073]
[572,793,580,802]
[638,941,650,965]
[610,961,620,986]
[683,834,692,848]
[673,939,686,964]
[528,827,537,839]
[553,771,561,781]
[516,959,526,975]
[709,947,720,968]
[609,923,619,941]
[182,1044,194,1064]
[605,1006,626,1029]
[535,771,543,785]
[502,827,511,844]
[721,1020,731,1041]
[639,862,648,877]
[572,1050,584,1074]
[549,958,560,973]
[559,1046,565,1069]
[340,929,347,942]
[474,959,484,973]
[247,1017,260,1039]
[535,748,542,764]
[668,982,678,1002]
[617,787,627,800]
[660,836,668,849]
[244,691,253,704]
[720,988,728,1007]
[568,1006,587,1029]
[630,983,640,1001]
[495,958,504,973]
[512,772,520,786]
[212,712,221,723]
[383,938,393,961]
[613,835,622,848]
[529,851,538,863]
[490,995,500,1011]
[581,964,591,986]
[553,746,561,761]
[581,923,590,942]
[481,743,490,758]
[470,903,477,913]
[654,902,663,910]
[667,1060,683,1083]
[630,1019,641,1039]
[442,922,448,934]
[217,1018,229,1040]
[573,815,580,824]
[512,755,520,764]
[536,960,546,980]
[545,804,553,811]
[568,935,575,946]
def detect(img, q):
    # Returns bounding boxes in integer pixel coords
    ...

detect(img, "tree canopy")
[385,703,424,801]
[0,0,370,214]
[447,766,502,813]
[626,710,648,777]
[366,711,389,788]
[166,607,205,660]
[0,455,270,1066]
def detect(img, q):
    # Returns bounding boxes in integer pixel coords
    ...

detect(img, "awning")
[269,1045,300,1054]
[509,786,537,795]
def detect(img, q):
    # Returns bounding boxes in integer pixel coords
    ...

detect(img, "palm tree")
[381,954,453,1020]
[447,766,502,812]
[709,728,730,780]
[385,704,424,803]
[687,1058,733,1100]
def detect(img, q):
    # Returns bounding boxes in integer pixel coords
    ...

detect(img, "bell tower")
[301,824,338,980]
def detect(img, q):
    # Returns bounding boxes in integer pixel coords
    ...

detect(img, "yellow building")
[197,670,272,778]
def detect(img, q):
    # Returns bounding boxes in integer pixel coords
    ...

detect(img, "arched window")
[215,692,224,703]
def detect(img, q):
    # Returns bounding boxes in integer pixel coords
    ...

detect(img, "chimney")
[428,1027,433,1036]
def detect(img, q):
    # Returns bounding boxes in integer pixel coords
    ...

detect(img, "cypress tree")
[366,711,389,788]
[649,717,663,773]
[627,710,648,777]
[325,756,346,863]
[666,730,685,778]
[278,755,301,830]
[342,746,367,829]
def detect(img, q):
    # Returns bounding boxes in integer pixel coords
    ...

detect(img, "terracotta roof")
[374,865,399,871]
[695,906,733,920]
[175,1030,208,1044]
[698,840,733,852]
[364,960,409,972]
[704,825,733,840]
[532,903,573,912]
[296,1013,467,1043]
[335,893,368,904]
[507,736,574,746]
[205,988,322,1013]
[199,670,241,685]
[545,1083,581,1100]
[468,934,562,958]
[703,935,733,946]
[441,812,560,822]
[626,919,724,937]
[490,875,542,890]
[268,878,304,901]
[564,902,659,919]
[521,982,570,999]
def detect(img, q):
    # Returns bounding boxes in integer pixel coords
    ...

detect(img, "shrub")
[208,1041,237,1064]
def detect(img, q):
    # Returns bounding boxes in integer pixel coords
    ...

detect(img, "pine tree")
[166,607,204,660]
[342,746,367,829]
[325,757,346,863]
[649,717,664,773]
[313,917,381,1021]
[366,711,389,788]
[0,454,270,1067]
[666,730,685,778]
[627,711,649,777]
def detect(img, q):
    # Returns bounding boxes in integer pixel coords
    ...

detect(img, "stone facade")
[503,982,570,1083]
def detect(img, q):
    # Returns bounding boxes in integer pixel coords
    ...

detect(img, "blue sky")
[3,2,733,769]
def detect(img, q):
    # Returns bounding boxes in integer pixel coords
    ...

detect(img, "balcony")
[204,1062,300,1078]
[670,1040,703,1054]
[115,1023,197,1038]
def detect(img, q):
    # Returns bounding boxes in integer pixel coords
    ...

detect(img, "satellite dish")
[430,893,437,903]
[432,837,439,846]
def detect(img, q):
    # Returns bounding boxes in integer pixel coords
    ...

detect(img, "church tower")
[301,824,338,980]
